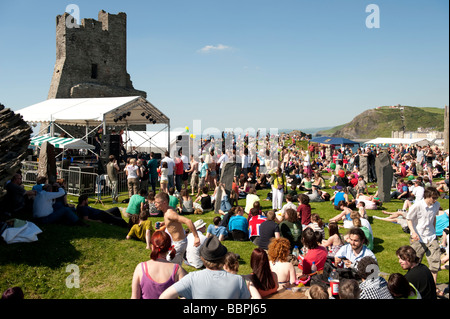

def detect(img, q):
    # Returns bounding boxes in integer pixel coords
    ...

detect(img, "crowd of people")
[1,131,449,300]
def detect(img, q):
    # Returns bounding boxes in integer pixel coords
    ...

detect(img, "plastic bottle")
[329,269,340,297]
[292,246,300,260]
[311,261,317,273]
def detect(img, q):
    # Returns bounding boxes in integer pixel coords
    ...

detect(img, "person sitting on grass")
[244,248,278,298]
[396,245,437,299]
[194,186,212,212]
[159,236,251,299]
[126,210,155,249]
[206,216,228,241]
[76,194,128,228]
[267,237,297,289]
[387,273,421,299]
[33,183,83,226]
[357,256,393,299]
[306,284,329,299]
[321,222,345,258]
[298,227,328,276]
[124,188,147,219]
[328,200,353,224]
[131,231,187,299]
[338,279,361,299]
[335,227,376,270]
[168,187,179,210]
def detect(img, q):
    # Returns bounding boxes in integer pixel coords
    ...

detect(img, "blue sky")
[0,0,448,132]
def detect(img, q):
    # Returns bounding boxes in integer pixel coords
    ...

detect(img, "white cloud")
[198,44,233,53]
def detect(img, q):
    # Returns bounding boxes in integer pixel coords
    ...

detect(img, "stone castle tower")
[48,10,146,99]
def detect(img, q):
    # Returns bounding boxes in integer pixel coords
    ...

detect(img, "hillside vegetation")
[316,106,445,139]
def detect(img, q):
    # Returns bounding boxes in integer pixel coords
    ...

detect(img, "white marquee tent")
[16,96,172,154]
[364,137,432,146]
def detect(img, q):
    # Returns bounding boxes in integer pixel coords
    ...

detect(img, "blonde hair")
[308,284,329,299]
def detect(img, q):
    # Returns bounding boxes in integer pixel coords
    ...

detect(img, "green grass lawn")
[1,176,448,299]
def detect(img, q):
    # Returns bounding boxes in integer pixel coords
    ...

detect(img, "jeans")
[37,207,79,225]
[110,180,118,200]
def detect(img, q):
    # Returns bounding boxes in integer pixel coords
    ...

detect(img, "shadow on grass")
[0,214,129,269]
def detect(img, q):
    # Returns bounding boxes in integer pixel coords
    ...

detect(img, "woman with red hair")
[131,231,187,299]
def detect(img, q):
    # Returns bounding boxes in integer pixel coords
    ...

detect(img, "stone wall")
[48,10,146,99]
[0,104,32,202]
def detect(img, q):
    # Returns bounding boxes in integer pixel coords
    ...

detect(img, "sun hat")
[194,219,206,230]
[200,236,228,262]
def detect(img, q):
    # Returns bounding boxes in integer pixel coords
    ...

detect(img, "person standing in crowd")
[125,158,140,198]
[147,152,159,194]
[406,187,441,286]
[161,151,175,190]
[179,148,190,191]
[93,127,103,160]
[271,167,286,211]
[106,155,120,203]
[187,154,199,196]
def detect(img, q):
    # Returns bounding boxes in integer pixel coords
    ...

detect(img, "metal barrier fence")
[21,161,129,200]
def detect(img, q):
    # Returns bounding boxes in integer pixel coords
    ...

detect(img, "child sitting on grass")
[126,210,155,250]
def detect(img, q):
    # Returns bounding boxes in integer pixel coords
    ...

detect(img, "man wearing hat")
[160,236,251,299]
[184,219,207,269]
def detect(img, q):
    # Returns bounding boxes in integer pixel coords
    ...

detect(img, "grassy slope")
[0,176,448,299]
[317,106,445,138]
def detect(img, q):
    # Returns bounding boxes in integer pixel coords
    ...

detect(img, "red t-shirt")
[298,246,328,274]
[297,204,311,225]
[175,158,184,175]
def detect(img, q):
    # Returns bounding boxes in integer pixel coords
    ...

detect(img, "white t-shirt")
[185,232,207,269]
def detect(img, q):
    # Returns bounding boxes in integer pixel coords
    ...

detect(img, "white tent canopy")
[364,137,432,146]
[30,135,94,149]
[17,96,169,126]
[17,96,172,154]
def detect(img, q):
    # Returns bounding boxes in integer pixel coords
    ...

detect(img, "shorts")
[411,239,441,273]
[182,172,189,181]
[167,238,188,265]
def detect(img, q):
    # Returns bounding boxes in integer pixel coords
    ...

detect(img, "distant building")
[392,129,444,140]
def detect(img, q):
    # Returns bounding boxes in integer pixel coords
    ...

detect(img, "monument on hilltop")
[48,10,147,99]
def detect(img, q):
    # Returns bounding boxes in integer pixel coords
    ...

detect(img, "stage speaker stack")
[98,134,121,174]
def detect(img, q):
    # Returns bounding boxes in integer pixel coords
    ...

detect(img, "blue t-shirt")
[207,224,228,238]
[228,215,249,234]
[333,191,345,206]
